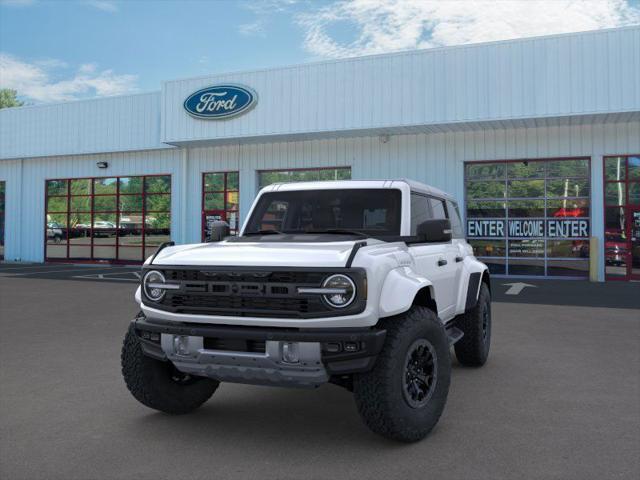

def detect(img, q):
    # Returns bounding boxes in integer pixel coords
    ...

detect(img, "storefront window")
[202,171,239,239]
[507,179,545,197]
[507,160,545,178]
[465,158,591,277]
[45,174,171,263]
[466,200,505,218]
[257,167,351,189]
[465,163,506,180]
[605,183,626,206]
[603,155,640,280]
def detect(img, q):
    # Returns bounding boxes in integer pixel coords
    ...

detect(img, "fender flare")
[460,260,490,311]
[378,267,435,318]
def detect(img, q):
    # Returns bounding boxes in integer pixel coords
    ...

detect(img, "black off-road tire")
[121,324,219,414]
[454,283,491,367]
[353,306,451,442]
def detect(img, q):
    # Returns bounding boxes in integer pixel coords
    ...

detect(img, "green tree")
[0,89,24,109]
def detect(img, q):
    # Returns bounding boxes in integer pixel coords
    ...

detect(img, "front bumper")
[141,301,380,329]
[133,315,386,388]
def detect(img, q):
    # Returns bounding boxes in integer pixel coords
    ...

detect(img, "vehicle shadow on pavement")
[125,359,474,450]
[129,383,404,446]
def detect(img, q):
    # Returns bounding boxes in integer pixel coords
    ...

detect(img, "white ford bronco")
[122,180,491,442]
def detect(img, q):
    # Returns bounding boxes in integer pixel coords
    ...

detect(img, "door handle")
[437,259,448,267]
[455,256,463,263]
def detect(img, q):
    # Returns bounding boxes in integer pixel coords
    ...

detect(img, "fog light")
[344,342,359,352]
[173,335,190,356]
[282,342,300,364]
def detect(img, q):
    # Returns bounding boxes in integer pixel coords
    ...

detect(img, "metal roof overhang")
[163,111,640,148]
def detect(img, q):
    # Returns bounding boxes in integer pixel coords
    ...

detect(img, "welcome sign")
[467,219,589,239]
[184,84,257,119]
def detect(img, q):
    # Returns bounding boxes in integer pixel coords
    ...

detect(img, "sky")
[1,0,639,104]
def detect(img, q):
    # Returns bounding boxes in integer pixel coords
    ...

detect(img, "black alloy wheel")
[403,338,438,408]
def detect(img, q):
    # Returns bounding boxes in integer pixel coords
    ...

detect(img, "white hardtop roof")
[261,179,454,201]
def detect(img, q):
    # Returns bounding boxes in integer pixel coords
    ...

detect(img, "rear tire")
[353,306,451,442]
[121,324,219,414]
[454,283,491,367]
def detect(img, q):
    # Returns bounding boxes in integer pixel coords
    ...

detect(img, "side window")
[410,193,431,234]
[446,200,464,238]
[429,197,447,220]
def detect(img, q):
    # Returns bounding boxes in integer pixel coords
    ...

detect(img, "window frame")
[44,174,171,263]
[602,154,640,281]
[408,191,462,242]
[464,157,592,278]
[201,171,240,239]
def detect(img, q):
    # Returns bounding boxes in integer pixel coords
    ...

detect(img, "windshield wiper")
[304,229,369,238]
[243,229,285,236]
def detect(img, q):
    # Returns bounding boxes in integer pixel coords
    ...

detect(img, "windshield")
[244,189,402,237]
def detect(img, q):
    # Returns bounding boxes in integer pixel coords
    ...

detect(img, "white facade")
[1,26,639,281]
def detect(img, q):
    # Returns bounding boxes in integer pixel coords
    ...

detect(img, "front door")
[410,242,459,320]
[630,208,640,280]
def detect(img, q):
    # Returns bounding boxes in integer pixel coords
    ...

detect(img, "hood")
[151,240,369,268]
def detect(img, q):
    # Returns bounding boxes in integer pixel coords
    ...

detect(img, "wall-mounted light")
[96,162,108,169]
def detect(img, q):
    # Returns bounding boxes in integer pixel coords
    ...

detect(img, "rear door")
[446,200,467,281]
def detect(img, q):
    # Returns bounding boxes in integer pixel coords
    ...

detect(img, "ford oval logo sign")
[183,84,257,120]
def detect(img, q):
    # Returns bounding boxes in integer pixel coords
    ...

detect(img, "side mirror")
[207,220,230,242]
[416,219,452,243]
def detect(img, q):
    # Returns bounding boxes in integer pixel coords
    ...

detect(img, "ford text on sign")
[184,84,257,119]
[467,219,589,238]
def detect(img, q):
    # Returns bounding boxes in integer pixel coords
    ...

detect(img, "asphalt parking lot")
[0,263,639,480]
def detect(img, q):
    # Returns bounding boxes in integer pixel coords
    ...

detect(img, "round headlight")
[143,270,166,302]
[322,274,356,308]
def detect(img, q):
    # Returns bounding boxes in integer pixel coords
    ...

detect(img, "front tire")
[121,324,219,414]
[353,306,451,442]
[454,283,491,367]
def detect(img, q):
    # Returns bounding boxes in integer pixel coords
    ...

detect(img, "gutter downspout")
[180,148,188,244]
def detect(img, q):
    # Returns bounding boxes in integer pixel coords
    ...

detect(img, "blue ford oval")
[183,84,257,119]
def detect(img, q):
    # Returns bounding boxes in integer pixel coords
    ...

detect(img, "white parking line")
[72,273,139,282]
[71,270,140,281]
[0,265,58,272]
[0,268,123,277]
[0,264,127,273]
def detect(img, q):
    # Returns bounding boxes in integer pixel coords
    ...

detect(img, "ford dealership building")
[1,26,639,281]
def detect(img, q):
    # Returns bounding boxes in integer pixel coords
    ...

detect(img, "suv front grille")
[203,337,266,353]
[144,267,366,319]
[168,294,314,317]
